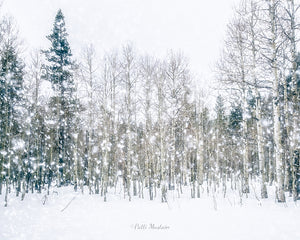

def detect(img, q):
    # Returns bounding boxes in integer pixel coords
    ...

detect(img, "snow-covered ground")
[1,184,300,240]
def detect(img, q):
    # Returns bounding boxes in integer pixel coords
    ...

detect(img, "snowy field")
[1,185,300,240]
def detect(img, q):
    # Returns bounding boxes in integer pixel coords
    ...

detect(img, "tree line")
[0,0,299,206]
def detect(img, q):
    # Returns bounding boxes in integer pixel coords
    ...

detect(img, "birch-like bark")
[156,70,168,202]
[268,0,286,202]
[256,91,268,198]
[242,89,250,194]
[247,0,268,198]
[196,99,204,198]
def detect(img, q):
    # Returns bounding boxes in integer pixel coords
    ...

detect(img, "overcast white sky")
[2,0,240,82]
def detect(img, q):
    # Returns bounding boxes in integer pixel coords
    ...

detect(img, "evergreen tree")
[42,9,79,186]
[0,43,25,205]
[229,103,243,133]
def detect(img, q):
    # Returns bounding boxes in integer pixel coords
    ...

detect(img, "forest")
[0,0,299,208]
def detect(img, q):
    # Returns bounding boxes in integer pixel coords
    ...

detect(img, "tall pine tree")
[0,42,25,205]
[43,9,79,187]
